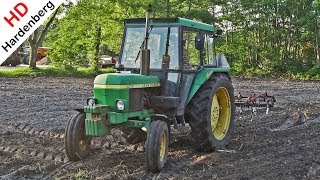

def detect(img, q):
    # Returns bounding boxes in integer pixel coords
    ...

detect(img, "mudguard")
[186,54,231,104]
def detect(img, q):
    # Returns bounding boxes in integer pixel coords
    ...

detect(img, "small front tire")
[65,112,92,161]
[146,120,169,172]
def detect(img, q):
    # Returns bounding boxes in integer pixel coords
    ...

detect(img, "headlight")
[116,100,125,111]
[87,98,95,106]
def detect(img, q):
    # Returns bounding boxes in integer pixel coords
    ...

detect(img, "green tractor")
[65,7,235,172]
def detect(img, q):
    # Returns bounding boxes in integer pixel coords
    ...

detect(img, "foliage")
[45,0,147,69]
[43,0,320,79]
[74,169,90,180]
[290,65,320,80]
[0,67,116,77]
[27,3,66,69]
[213,0,320,77]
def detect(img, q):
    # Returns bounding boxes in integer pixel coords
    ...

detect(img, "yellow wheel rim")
[159,132,167,161]
[210,87,231,140]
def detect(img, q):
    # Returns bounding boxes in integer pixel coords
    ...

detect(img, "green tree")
[213,0,319,76]
[44,0,319,77]
[45,0,217,70]
[46,0,149,72]
[27,9,60,69]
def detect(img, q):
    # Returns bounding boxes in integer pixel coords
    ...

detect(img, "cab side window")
[182,30,198,69]
[182,30,214,68]
[204,34,215,66]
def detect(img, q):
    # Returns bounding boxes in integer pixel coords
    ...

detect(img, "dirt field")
[0,76,320,179]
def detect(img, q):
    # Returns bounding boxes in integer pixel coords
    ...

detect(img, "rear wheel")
[186,73,235,151]
[65,112,92,161]
[146,120,169,172]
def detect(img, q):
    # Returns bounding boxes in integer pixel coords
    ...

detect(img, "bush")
[0,67,116,78]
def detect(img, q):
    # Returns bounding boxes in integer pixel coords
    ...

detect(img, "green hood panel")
[94,73,160,88]
[93,73,160,112]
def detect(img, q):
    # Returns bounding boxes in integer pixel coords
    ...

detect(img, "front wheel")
[186,73,235,151]
[65,112,92,161]
[146,120,169,172]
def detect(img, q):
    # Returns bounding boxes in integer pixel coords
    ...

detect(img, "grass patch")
[0,66,116,77]
[230,66,320,80]
[1,65,319,80]
[74,169,90,180]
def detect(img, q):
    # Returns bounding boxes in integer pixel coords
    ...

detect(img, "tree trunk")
[255,47,260,66]
[316,34,319,65]
[92,25,101,73]
[28,29,39,69]
[166,0,170,17]
[316,14,320,65]
[29,43,38,68]
[26,8,60,69]
[187,0,192,18]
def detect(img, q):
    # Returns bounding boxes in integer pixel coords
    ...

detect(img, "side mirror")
[195,34,204,50]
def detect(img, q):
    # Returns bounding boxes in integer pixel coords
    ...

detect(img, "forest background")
[41,0,320,79]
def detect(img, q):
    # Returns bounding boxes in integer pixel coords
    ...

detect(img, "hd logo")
[0,0,64,65]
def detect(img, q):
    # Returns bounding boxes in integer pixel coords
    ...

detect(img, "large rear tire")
[146,120,169,172]
[186,73,235,151]
[65,112,92,161]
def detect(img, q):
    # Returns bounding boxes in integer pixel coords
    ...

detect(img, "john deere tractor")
[65,7,235,172]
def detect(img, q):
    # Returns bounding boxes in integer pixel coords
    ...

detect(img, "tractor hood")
[92,73,160,111]
[94,73,160,88]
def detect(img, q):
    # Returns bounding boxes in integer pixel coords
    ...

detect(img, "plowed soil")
[0,76,320,179]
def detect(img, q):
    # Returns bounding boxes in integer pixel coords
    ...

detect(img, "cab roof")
[124,17,214,32]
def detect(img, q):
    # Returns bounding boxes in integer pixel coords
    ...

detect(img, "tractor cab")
[118,18,230,116]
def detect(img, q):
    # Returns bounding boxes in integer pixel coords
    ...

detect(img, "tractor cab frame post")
[161,27,171,96]
[140,5,152,76]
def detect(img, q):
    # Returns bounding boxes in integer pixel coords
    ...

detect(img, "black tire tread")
[146,120,169,173]
[185,73,235,151]
[65,112,91,161]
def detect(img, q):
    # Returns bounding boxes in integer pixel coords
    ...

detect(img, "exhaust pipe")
[140,5,152,76]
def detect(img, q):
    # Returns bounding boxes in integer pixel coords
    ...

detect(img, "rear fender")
[186,67,230,104]
[151,114,170,125]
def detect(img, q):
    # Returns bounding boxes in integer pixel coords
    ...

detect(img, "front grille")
[129,89,143,111]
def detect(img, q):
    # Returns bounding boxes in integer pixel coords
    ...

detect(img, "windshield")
[120,26,179,69]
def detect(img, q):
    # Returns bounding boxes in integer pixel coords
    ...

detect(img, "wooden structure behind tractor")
[65,5,236,172]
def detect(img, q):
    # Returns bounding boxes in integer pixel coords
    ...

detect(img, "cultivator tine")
[252,106,257,115]
[266,104,270,115]
[250,106,257,121]
[235,91,276,117]
[236,106,243,114]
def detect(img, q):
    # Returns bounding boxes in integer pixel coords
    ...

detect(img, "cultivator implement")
[235,91,276,116]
